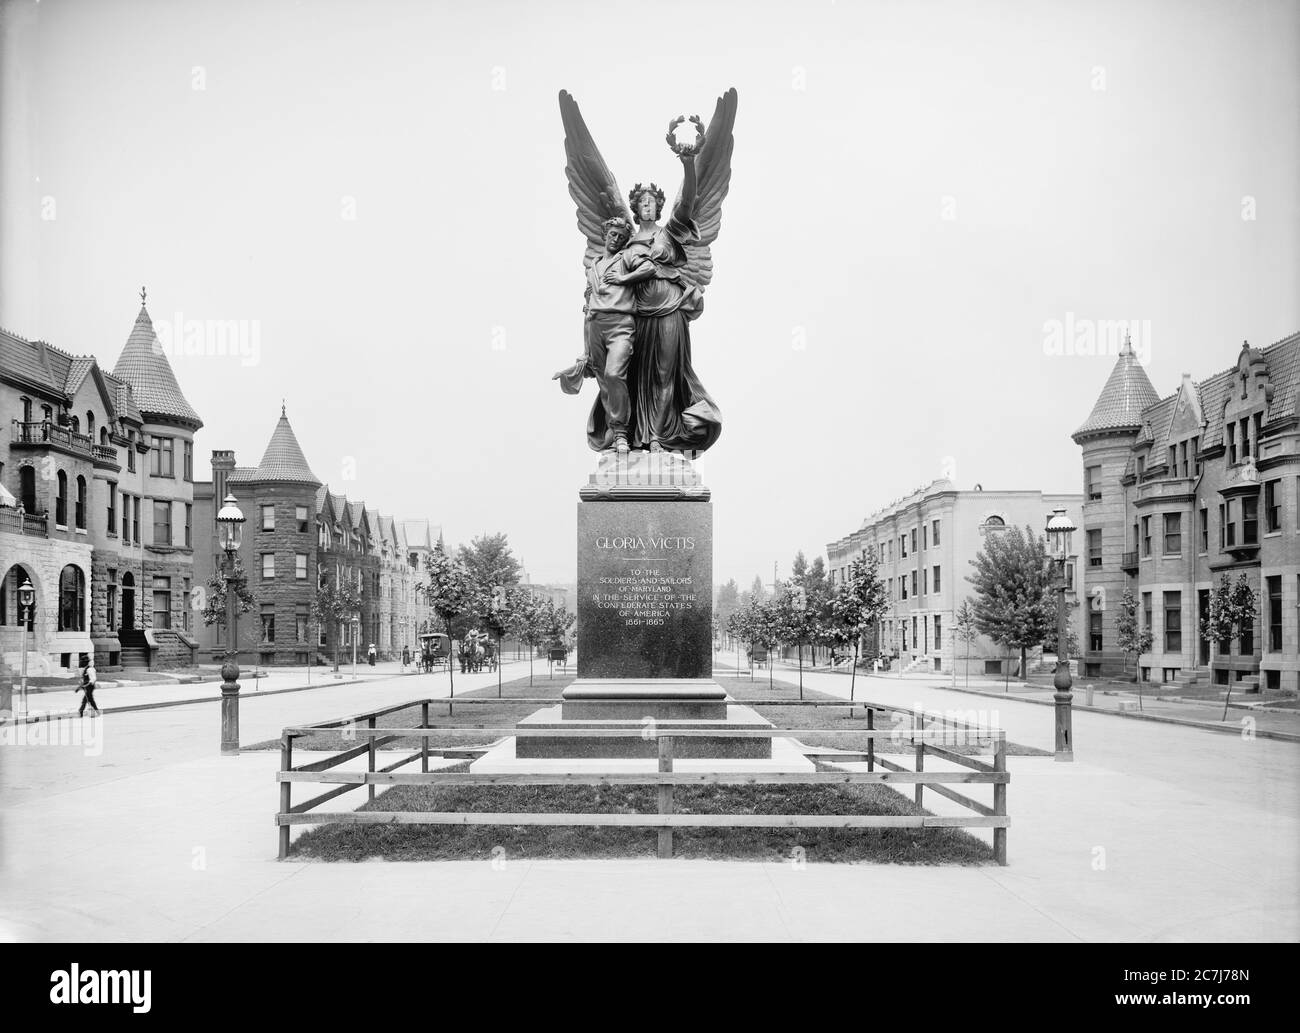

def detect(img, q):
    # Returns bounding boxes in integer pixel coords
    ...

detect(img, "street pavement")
[0,657,1295,942]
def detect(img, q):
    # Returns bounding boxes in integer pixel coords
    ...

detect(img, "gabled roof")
[250,406,320,485]
[1073,335,1160,440]
[111,303,203,427]
[399,519,433,550]
[64,356,95,397]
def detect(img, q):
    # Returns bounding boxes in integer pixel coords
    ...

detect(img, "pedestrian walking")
[78,657,101,716]
[367,643,377,667]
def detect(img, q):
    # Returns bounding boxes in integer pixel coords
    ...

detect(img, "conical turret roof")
[252,405,320,485]
[112,302,203,427]
[1072,335,1159,440]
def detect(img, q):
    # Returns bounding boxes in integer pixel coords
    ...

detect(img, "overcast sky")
[2,0,1296,587]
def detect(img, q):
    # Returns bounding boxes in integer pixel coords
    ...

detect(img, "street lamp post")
[17,577,35,721]
[216,493,246,755]
[1046,508,1076,762]
[351,615,360,678]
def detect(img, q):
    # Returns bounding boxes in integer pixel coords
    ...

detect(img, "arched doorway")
[121,571,136,631]
[1,564,38,631]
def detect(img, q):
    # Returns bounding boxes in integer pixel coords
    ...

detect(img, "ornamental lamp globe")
[18,576,35,611]
[216,493,246,554]
[1045,508,1076,564]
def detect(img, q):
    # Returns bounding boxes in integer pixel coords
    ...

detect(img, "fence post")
[421,701,429,773]
[914,710,925,808]
[368,715,377,802]
[867,708,875,772]
[993,731,1007,866]
[278,734,293,860]
[657,735,674,859]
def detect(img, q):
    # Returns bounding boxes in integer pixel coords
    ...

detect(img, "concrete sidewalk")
[1,662,1295,942]
[757,660,1300,741]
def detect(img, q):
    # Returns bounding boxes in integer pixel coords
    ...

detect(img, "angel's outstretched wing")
[560,90,631,273]
[677,87,737,293]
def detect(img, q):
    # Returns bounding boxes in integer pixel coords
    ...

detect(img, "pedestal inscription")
[577,501,712,679]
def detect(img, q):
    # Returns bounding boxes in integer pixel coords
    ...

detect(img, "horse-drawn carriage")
[417,633,450,673]
[458,631,498,674]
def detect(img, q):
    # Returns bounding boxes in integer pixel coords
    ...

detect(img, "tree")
[828,551,889,701]
[967,524,1055,683]
[425,541,473,703]
[953,598,979,689]
[474,582,524,697]
[1200,573,1257,720]
[775,581,817,697]
[457,532,522,590]
[730,597,782,690]
[749,575,766,603]
[1114,588,1154,705]
[804,556,830,663]
[310,570,362,672]
[715,579,740,648]
[201,556,257,658]
[508,591,546,687]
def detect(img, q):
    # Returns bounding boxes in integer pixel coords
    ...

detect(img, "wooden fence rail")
[275,698,1009,865]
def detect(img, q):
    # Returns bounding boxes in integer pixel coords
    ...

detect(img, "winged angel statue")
[552,88,737,456]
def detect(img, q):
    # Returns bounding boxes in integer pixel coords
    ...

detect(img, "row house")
[193,407,438,664]
[827,479,1085,678]
[1074,332,1300,692]
[1,299,201,678]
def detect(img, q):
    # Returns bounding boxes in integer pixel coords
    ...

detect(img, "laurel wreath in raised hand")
[665,114,705,156]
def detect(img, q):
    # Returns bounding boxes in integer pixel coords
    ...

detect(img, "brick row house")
[192,408,440,665]
[1,299,202,677]
[827,480,1085,678]
[1074,332,1300,692]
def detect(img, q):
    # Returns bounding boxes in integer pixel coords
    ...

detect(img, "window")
[1179,441,1189,477]
[56,470,67,525]
[154,500,172,546]
[1136,455,1145,479]
[922,568,928,595]
[127,435,136,472]
[185,503,192,548]
[132,495,140,543]
[1141,516,1151,557]
[1164,591,1181,653]
[121,493,130,545]
[932,565,941,592]
[262,505,275,531]
[1191,436,1200,475]
[1242,495,1258,545]
[152,576,171,629]
[107,569,117,631]
[182,577,192,632]
[900,534,907,559]
[1132,521,1140,552]
[58,565,85,631]
[1089,611,1103,652]
[1087,529,1102,567]
[296,610,309,644]
[19,465,36,512]
[261,603,276,643]
[262,553,275,579]
[1221,502,1234,547]
[1142,592,1152,631]
[910,528,917,553]
[1063,561,1075,588]
[75,476,86,529]
[1163,513,1181,555]
[296,505,309,532]
[911,570,918,596]
[150,435,174,477]
[183,440,193,481]
[1227,422,1237,464]
[901,576,908,600]
[934,614,942,650]
[107,481,117,534]
[295,553,308,580]
[1240,417,1251,460]
[1086,465,1102,500]
[1239,611,1253,655]
[932,519,940,546]
[1167,445,1176,474]
[912,615,918,647]
[1199,507,1208,552]
[1264,480,1281,533]
[1264,576,1282,652]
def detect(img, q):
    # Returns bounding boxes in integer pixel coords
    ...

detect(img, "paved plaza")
[2,660,1294,942]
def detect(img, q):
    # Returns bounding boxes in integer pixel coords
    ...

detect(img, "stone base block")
[561,678,728,720]
[515,703,774,759]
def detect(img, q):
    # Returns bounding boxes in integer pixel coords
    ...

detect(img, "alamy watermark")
[1043,313,1151,365]
[1,709,104,756]
[151,312,261,367]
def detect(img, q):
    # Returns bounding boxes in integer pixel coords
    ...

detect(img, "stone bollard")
[1085,683,1094,707]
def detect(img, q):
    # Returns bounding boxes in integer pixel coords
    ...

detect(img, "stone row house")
[2,300,202,678]
[192,409,440,665]
[1074,332,1300,691]
[827,480,1085,678]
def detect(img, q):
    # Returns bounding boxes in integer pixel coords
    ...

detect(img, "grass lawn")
[282,670,1006,864]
